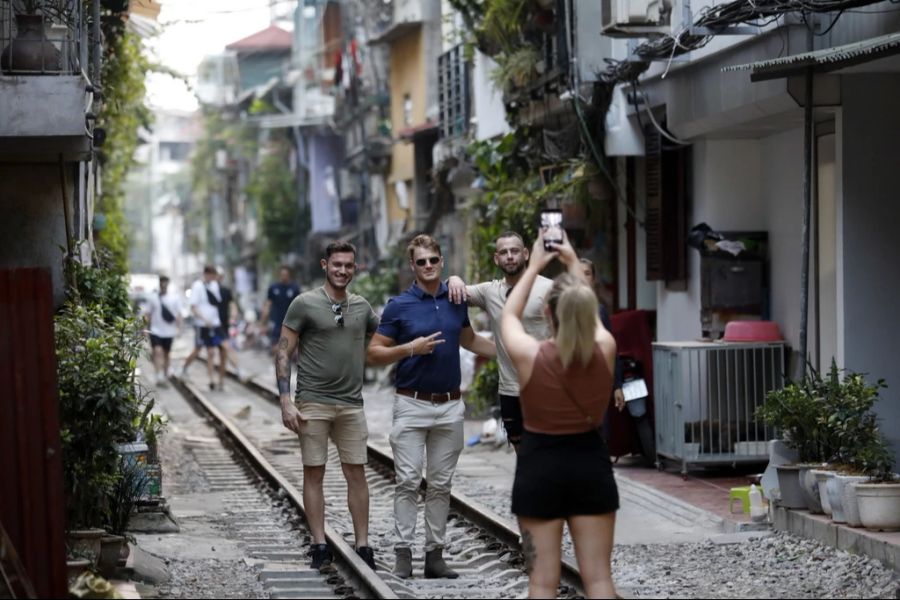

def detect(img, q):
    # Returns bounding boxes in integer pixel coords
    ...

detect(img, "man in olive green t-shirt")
[275,241,379,572]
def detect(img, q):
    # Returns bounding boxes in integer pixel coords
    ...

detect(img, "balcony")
[0,0,94,161]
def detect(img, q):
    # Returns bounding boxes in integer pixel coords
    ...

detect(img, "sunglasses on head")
[330,303,344,327]
[415,256,441,267]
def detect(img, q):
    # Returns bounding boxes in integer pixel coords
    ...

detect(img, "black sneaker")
[310,543,333,570]
[356,546,376,570]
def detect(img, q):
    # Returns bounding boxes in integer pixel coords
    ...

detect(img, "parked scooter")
[619,355,656,467]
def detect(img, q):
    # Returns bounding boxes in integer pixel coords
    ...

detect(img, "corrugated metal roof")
[723,31,900,81]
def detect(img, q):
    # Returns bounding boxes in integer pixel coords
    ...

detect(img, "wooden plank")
[0,269,67,599]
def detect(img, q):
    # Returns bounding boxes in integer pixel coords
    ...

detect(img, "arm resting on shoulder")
[460,327,496,359]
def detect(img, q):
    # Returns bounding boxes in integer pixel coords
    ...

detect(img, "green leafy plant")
[759,361,891,472]
[105,457,149,538]
[66,247,133,322]
[468,358,499,416]
[489,46,542,96]
[352,268,399,309]
[465,132,590,281]
[135,395,166,463]
[95,29,153,273]
[56,302,147,529]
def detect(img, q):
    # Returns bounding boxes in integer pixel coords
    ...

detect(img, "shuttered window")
[644,125,690,283]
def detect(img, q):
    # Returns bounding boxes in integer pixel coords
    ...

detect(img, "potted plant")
[853,435,900,532]
[97,457,149,577]
[0,0,70,74]
[758,371,835,510]
[56,258,153,561]
[817,366,888,525]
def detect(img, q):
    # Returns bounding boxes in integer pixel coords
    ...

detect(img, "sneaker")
[309,543,333,570]
[356,546,376,570]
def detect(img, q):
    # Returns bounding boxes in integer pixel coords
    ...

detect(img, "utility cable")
[634,84,692,146]
[569,93,645,227]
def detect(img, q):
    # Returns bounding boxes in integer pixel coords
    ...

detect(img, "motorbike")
[619,355,656,467]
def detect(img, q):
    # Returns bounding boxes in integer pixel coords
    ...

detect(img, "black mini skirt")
[511,429,620,519]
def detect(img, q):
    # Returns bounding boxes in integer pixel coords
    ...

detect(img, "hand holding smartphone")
[540,208,563,251]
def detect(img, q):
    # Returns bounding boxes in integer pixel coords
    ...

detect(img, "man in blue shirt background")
[368,234,495,580]
[260,265,301,355]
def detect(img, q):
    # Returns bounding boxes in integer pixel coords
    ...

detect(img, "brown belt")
[396,388,461,403]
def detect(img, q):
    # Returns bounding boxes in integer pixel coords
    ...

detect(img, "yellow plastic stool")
[729,486,751,514]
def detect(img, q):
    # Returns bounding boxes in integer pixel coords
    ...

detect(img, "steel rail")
[174,377,398,600]
[239,372,587,595]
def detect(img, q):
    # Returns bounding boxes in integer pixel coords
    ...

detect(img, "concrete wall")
[0,164,72,307]
[656,139,765,341]
[840,74,900,463]
[761,128,804,361]
[388,27,424,185]
[655,131,804,354]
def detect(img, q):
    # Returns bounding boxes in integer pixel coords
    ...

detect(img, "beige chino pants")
[389,393,465,552]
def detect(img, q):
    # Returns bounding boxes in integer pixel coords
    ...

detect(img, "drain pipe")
[91,0,100,88]
[799,23,814,377]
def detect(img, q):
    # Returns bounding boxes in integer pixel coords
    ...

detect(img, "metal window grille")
[438,44,469,139]
[653,341,785,475]
[1,0,85,75]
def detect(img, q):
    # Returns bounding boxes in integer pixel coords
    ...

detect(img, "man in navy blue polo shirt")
[367,234,495,580]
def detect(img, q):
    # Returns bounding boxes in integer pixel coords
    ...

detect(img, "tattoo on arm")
[275,335,292,395]
[521,530,536,575]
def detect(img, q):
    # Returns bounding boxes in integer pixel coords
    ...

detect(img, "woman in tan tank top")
[501,231,619,599]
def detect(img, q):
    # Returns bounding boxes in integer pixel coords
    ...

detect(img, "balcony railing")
[1,0,86,76]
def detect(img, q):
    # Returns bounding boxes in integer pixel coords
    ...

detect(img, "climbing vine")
[465,131,591,281]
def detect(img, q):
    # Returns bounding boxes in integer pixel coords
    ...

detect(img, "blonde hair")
[547,273,598,369]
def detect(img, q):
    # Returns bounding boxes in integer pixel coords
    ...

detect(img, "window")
[438,44,470,139]
[644,125,690,283]
[403,94,412,127]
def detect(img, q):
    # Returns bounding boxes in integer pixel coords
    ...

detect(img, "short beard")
[500,262,525,277]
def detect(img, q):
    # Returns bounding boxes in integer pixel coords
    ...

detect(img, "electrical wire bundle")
[600,0,898,84]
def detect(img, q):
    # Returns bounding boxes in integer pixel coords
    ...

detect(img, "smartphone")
[540,208,563,251]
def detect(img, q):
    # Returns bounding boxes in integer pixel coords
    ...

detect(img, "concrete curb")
[773,507,899,573]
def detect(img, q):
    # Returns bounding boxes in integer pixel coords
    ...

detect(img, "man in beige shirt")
[448,231,552,451]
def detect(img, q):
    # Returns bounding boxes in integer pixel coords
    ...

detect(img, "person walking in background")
[186,265,226,391]
[501,231,619,599]
[446,231,552,451]
[367,234,496,580]
[275,242,380,571]
[215,268,245,381]
[144,274,181,387]
[579,258,624,413]
[260,265,301,356]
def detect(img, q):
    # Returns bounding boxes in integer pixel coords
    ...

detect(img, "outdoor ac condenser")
[601,0,672,38]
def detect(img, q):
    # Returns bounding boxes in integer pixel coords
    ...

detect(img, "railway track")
[176,365,588,599]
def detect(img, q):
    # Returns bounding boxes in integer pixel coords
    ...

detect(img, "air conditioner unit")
[601,0,672,38]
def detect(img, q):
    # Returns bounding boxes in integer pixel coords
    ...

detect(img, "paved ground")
[143,341,899,599]
[172,343,732,546]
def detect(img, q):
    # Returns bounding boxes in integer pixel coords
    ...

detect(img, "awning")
[397,121,438,142]
[724,31,900,81]
[367,21,422,45]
